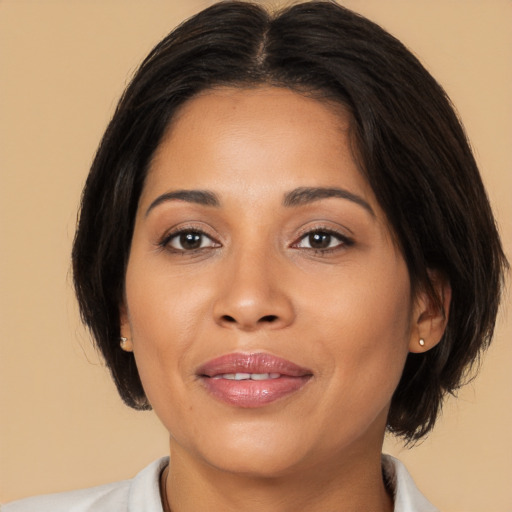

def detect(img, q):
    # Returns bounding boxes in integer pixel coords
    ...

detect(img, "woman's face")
[122,87,422,477]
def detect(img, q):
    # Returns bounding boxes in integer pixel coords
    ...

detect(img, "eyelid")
[169,231,218,251]
[157,223,222,252]
[290,224,355,252]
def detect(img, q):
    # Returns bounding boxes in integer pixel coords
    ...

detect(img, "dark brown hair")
[72,1,508,442]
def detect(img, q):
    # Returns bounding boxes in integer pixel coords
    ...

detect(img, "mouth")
[197,352,313,408]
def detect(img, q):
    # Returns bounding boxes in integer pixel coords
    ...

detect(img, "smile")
[212,373,281,380]
[197,353,313,408]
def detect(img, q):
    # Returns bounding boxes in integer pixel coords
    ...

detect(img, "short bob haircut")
[72,0,507,442]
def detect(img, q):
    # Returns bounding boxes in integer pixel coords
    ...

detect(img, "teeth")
[228,373,251,380]
[250,373,270,380]
[212,373,281,380]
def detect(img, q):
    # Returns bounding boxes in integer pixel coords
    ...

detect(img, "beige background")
[0,1,510,510]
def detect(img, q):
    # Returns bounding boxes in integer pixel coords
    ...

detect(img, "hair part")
[72,0,508,441]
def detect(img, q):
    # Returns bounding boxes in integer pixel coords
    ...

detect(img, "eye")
[165,230,219,252]
[294,229,352,251]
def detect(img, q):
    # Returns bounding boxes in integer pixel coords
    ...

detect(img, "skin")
[121,87,449,512]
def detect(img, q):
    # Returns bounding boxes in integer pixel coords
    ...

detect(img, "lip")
[197,352,313,408]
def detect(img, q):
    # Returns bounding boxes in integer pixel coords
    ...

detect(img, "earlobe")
[120,336,133,352]
[409,272,451,354]
[119,304,133,352]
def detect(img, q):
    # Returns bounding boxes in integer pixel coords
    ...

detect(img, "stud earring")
[120,336,133,352]
[419,338,425,347]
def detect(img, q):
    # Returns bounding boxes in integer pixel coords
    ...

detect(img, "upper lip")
[197,352,313,378]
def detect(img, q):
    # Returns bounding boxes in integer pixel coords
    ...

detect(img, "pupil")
[180,232,202,249]
[309,233,330,249]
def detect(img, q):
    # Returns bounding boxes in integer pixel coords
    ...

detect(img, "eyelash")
[158,226,354,255]
[291,227,354,254]
[158,227,220,254]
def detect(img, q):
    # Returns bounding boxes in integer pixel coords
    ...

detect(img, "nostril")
[259,315,278,323]
[218,314,281,327]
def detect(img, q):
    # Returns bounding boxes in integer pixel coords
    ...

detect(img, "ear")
[409,271,451,354]
[119,303,134,352]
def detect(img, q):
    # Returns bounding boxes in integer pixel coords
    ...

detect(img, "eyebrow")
[145,189,220,216]
[145,186,374,217]
[283,187,375,216]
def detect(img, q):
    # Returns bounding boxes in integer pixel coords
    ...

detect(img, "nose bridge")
[213,236,295,330]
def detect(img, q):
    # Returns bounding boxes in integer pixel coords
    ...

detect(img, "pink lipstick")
[197,353,312,408]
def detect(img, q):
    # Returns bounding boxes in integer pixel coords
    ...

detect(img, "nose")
[212,249,295,331]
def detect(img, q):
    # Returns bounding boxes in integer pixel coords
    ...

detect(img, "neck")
[162,442,393,512]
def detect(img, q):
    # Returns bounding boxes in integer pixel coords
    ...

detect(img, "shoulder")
[1,457,169,512]
[382,454,439,512]
[1,480,130,512]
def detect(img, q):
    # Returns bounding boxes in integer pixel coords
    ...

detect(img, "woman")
[3,1,507,511]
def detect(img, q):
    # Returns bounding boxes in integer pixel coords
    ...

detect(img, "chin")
[204,449,307,479]
[183,424,314,479]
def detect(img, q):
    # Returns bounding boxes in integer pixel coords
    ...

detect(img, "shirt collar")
[128,455,438,512]
[382,454,439,512]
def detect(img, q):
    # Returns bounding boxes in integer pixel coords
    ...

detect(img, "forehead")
[144,87,374,202]
[168,86,351,133]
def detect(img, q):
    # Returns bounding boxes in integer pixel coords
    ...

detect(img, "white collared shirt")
[2,455,438,512]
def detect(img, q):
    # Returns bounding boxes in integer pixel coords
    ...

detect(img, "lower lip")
[200,375,311,408]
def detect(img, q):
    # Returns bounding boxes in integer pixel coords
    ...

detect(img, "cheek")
[125,256,213,347]
[123,262,198,394]
[301,252,413,341]
[305,256,413,403]
[124,258,225,419]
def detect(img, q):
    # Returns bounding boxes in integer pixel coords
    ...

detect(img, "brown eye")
[167,230,217,251]
[308,232,333,249]
[179,232,202,250]
[294,229,352,252]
